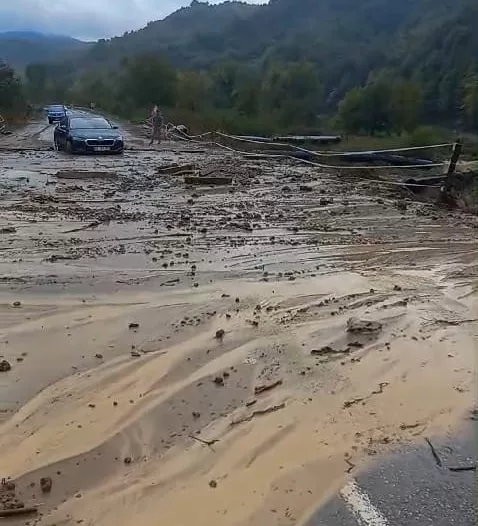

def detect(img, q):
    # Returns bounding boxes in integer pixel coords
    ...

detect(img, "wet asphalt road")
[309,423,476,526]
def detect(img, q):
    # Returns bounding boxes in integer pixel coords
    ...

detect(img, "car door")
[56,117,68,148]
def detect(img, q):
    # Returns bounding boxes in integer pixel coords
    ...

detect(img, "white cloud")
[0,0,265,41]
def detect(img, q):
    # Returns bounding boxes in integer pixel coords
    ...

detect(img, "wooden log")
[157,164,197,175]
[56,170,117,180]
[184,176,232,186]
[0,507,38,518]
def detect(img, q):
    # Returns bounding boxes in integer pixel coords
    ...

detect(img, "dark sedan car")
[54,115,124,154]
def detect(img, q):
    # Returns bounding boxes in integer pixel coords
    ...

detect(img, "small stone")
[393,285,402,291]
[40,477,52,493]
[0,360,12,372]
[128,322,139,330]
[88,403,96,408]
[235,298,240,303]
[0,227,16,234]
[215,329,225,340]
[124,457,132,464]
[113,401,118,406]
[94,353,103,359]
[192,411,201,419]
[12,301,22,308]
[213,376,224,386]
[209,480,217,488]
[2,481,15,491]
[131,351,141,358]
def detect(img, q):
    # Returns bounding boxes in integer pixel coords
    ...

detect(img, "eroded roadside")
[0,121,476,526]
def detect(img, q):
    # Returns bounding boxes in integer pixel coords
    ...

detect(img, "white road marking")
[340,479,389,526]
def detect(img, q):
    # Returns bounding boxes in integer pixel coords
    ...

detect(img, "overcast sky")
[0,0,265,41]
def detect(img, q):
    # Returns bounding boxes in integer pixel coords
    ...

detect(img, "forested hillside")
[4,0,478,135]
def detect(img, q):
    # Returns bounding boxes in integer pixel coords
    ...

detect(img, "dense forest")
[1,0,477,136]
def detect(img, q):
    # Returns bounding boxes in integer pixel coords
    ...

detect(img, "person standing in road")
[149,105,164,145]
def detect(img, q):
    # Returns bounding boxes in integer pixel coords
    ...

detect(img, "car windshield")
[70,118,111,129]
[49,106,64,111]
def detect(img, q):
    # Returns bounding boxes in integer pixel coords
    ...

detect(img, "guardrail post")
[446,139,462,178]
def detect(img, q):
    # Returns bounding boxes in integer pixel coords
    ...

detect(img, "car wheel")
[48,118,53,125]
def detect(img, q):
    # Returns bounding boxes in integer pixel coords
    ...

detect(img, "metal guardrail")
[0,114,6,134]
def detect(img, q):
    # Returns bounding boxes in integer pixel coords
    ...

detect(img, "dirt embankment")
[445,170,478,214]
[0,120,476,526]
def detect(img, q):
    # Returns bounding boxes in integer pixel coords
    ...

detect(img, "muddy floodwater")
[0,120,476,526]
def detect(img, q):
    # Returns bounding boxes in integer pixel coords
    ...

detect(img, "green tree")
[0,61,24,112]
[463,70,478,129]
[337,86,367,134]
[390,79,423,133]
[25,63,48,102]
[176,71,212,112]
[210,60,241,109]
[119,54,177,109]
[261,61,323,126]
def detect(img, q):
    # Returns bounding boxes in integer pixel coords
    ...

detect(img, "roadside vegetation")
[12,54,476,145]
[0,60,26,121]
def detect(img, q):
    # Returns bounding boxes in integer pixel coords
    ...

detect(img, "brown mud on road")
[0,121,476,525]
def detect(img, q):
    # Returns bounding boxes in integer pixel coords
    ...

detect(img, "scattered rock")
[40,477,52,493]
[311,346,349,356]
[393,284,402,291]
[12,301,21,308]
[94,353,103,359]
[131,351,141,358]
[209,480,217,488]
[123,457,132,465]
[2,480,15,491]
[0,360,12,372]
[128,322,139,330]
[0,227,16,234]
[215,329,225,340]
[346,317,382,334]
[192,411,201,419]
[213,376,225,386]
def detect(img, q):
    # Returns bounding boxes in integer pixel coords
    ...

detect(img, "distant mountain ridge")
[0,31,88,69]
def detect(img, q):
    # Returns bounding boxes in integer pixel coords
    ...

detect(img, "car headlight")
[70,136,83,141]
[115,136,123,141]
